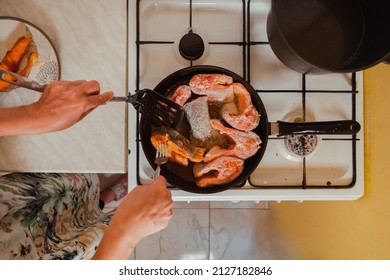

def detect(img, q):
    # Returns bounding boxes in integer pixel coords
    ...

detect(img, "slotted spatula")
[0,69,184,128]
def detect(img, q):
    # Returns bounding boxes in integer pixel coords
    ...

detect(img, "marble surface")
[0,0,127,172]
[131,201,292,260]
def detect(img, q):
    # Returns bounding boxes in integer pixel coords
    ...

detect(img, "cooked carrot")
[0,35,37,91]
[1,35,33,72]
[19,51,38,77]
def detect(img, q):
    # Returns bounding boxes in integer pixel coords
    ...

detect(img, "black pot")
[139,65,360,194]
[267,0,390,74]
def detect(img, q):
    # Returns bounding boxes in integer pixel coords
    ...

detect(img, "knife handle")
[276,120,361,136]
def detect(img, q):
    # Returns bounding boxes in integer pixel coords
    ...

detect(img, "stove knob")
[179,30,205,60]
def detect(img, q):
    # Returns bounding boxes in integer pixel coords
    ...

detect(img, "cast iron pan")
[140,65,268,194]
[139,65,360,194]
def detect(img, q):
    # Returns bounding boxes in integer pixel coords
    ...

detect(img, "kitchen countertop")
[0,0,127,173]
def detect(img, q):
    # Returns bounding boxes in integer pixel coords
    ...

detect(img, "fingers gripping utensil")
[0,69,185,128]
[154,141,169,178]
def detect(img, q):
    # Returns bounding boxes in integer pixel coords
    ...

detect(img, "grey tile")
[210,209,289,260]
[135,209,210,260]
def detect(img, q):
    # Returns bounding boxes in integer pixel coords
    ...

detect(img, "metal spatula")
[111,89,184,128]
[0,69,184,128]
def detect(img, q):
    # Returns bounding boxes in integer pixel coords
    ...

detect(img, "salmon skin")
[183,96,213,141]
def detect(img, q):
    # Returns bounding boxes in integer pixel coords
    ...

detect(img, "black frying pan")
[139,65,360,194]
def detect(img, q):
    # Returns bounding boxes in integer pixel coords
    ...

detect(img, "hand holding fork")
[154,141,168,178]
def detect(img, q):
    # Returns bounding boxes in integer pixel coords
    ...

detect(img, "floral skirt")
[0,173,114,260]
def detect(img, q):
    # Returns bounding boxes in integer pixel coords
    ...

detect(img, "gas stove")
[127,0,364,201]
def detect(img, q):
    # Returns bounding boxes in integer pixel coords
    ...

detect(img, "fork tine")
[154,141,168,178]
[157,142,162,157]
[164,141,168,157]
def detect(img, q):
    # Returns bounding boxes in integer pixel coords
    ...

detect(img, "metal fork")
[154,141,168,178]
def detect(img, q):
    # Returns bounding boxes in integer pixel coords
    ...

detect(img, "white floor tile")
[210,209,289,259]
[135,209,210,260]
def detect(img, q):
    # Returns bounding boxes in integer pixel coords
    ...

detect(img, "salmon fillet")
[171,85,192,106]
[189,73,234,102]
[221,82,260,131]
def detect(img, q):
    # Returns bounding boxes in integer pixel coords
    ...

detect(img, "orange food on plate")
[1,35,33,72]
[0,35,36,91]
[19,51,38,77]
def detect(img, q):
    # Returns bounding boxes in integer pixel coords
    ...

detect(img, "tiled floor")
[132,201,289,260]
[101,174,292,260]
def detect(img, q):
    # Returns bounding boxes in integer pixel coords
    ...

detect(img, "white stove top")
[127,0,364,201]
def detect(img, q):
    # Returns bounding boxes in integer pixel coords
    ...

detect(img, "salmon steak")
[189,73,234,102]
[221,82,260,131]
[193,156,244,187]
[171,85,192,106]
[151,126,206,166]
[204,119,261,162]
[183,96,213,141]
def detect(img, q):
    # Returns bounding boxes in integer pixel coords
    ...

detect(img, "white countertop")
[0,0,127,173]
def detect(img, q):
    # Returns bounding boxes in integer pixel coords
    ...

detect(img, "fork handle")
[0,69,47,92]
[154,165,161,178]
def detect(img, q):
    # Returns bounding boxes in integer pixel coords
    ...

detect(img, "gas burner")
[285,134,318,156]
[283,116,318,157]
[274,113,321,161]
[179,30,205,60]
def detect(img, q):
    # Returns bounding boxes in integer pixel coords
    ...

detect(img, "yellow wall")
[269,63,390,259]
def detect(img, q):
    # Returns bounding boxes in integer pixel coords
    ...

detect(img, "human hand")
[28,80,113,133]
[112,176,173,240]
[93,176,173,259]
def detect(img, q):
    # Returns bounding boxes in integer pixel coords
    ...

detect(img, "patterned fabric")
[0,173,114,260]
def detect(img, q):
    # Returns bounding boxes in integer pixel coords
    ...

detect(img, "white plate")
[0,17,60,107]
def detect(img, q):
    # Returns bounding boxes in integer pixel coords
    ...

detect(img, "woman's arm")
[92,176,173,260]
[0,80,113,136]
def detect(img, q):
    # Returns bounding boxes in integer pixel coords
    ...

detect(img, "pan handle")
[274,120,361,136]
